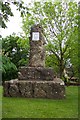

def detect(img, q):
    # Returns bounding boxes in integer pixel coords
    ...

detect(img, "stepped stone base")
[18,67,54,80]
[3,79,65,99]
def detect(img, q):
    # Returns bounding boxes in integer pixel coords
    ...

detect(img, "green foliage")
[2,86,78,118]
[69,27,78,77]
[78,2,80,80]
[2,34,30,81]
[45,54,59,75]
[2,55,18,81]
[2,34,30,68]
[0,1,13,28]
[0,0,28,29]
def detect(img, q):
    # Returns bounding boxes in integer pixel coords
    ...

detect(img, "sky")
[0,0,80,38]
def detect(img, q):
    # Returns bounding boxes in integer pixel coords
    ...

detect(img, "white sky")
[0,0,80,38]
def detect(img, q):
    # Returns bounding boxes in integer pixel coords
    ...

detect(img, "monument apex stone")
[29,24,46,67]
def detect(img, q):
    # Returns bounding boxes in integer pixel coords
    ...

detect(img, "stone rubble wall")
[3,80,65,99]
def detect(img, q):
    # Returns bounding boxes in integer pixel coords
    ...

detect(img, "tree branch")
[62,44,68,55]
[50,49,60,61]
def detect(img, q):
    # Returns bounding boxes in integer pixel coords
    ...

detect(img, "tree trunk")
[59,58,64,79]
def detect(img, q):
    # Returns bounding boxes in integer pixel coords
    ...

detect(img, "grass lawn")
[1,86,78,118]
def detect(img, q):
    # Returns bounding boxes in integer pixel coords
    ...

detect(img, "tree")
[22,1,78,79]
[0,0,28,29]
[2,34,30,68]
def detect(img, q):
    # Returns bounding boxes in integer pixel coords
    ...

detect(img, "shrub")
[2,55,18,83]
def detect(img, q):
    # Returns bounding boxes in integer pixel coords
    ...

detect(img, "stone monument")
[29,24,45,67]
[3,24,65,99]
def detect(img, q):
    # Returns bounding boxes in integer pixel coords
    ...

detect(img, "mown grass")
[1,86,78,118]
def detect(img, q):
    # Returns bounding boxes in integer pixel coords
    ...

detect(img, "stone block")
[8,84,19,97]
[18,67,54,81]
[3,81,10,97]
[18,81,33,98]
[3,80,65,99]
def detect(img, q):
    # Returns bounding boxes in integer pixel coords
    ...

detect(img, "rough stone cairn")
[3,24,65,99]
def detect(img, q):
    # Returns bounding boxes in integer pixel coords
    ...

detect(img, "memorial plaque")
[32,32,39,41]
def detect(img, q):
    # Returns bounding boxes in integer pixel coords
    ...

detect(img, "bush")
[2,55,18,83]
